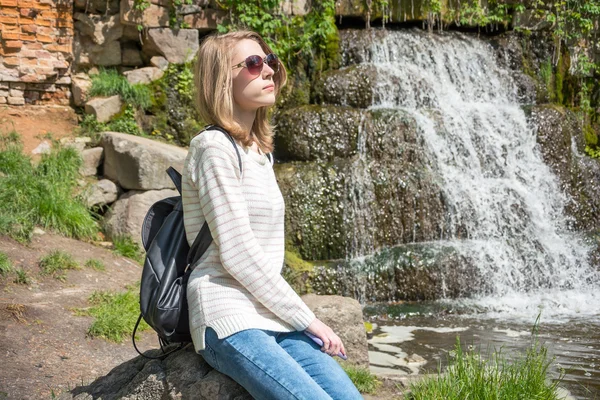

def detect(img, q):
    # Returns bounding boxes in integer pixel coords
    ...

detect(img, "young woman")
[181,30,363,400]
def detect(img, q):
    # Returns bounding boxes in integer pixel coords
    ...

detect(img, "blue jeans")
[200,327,364,400]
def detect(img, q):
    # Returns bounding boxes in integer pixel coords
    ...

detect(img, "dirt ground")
[0,105,79,155]
[0,231,158,400]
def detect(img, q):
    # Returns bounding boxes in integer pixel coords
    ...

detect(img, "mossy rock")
[276,153,446,261]
[308,242,482,302]
[531,104,600,232]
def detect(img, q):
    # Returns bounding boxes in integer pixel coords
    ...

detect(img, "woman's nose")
[262,63,274,79]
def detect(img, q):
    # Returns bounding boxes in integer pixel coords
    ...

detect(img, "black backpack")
[132,125,268,358]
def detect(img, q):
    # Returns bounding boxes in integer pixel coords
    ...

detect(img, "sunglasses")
[232,53,280,76]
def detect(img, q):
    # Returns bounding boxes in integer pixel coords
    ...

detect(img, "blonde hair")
[193,30,287,153]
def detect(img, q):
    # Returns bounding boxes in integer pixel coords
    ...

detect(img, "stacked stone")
[0,0,72,105]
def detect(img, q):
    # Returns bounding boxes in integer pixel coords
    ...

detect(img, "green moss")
[282,239,317,294]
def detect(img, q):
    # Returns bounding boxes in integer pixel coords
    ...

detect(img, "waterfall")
[348,29,600,321]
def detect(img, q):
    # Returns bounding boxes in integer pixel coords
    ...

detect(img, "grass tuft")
[0,131,99,243]
[78,286,148,343]
[112,235,145,264]
[14,268,30,285]
[39,250,80,281]
[85,258,106,271]
[89,68,151,110]
[342,364,381,394]
[407,334,562,400]
[0,252,13,276]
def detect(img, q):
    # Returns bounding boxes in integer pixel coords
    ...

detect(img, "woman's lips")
[263,84,274,90]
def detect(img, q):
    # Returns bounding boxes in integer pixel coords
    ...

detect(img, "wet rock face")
[530,105,600,233]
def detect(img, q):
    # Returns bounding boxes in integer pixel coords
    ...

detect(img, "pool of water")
[364,303,600,399]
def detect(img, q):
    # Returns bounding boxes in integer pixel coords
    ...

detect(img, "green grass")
[406,335,562,400]
[0,252,12,276]
[14,268,30,285]
[39,250,80,281]
[78,285,148,343]
[0,131,99,243]
[89,68,152,110]
[84,258,106,271]
[112,235,145,264]
[342,364,381,394]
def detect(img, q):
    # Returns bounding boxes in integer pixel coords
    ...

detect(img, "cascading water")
[345,29,599,322]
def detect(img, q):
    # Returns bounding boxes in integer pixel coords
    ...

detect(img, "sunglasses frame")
[232,53,280,75]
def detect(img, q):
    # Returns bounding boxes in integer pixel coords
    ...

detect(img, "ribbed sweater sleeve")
[189,139,316,331]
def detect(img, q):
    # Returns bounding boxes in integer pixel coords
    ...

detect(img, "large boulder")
[56,295,367,399]
[103,188,179,243]
[301,293,369,368]
[101,132,188,190]
[74,12,123,45]
[142,28,199,64]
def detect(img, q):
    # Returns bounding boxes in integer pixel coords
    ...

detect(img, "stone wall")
[0,0,73,105]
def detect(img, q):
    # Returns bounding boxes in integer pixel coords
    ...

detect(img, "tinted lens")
[266,53,279,73]
[245,55,263,75]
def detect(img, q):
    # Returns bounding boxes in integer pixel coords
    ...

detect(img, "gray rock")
[123,66,164,85]
[120,0,170,27]
[80,147,104,176]
[101,131,188,190]
[74,33,122,66]
[31,141,51,155]
[85,96,123,123]
[103,188,179,243]
[301,294,369,368]
[149,56,169,70]
[83,179,120,208]
[142,28,199,64]
[74,12,123,45]
[182,9,226,31]
[72,73,93,107]
[60,136,93,153]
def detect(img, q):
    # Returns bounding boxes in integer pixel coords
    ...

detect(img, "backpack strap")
[205,125,243,176]
[166,167,183,194]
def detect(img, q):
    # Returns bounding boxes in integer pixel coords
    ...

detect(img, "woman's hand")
[306,318,347,358]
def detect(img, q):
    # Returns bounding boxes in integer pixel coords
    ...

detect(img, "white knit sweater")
[182,128,316,352]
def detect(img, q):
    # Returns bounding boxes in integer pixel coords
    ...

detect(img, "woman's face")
[231,39,277,112]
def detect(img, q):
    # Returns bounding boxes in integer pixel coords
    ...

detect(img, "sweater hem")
[191,314,296,353]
